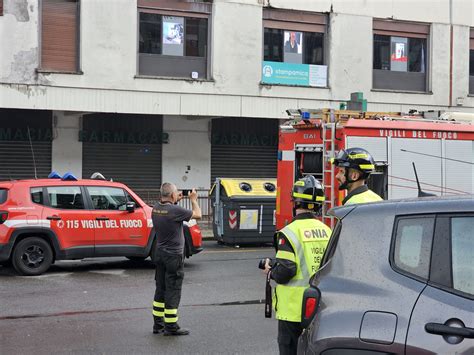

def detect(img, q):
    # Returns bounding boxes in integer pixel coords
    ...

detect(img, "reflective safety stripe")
[276,250,296,262]
[359,164,374,170]
[280,228,310,287]
[292,192,312,200]
[153,301,165,308]
[350,153,368,159]
[153,310,164,317]
[164,309,178,323]
[153,301,164,316]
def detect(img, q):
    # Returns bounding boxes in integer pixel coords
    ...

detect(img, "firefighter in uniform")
[264,175,332,355]
[151,183,201,336]
[332,147,383,205]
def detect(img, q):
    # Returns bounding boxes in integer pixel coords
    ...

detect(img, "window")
[469,28,474,95]
[373,20,429,92]
[47,186,84,210]
[86,186,128,211]
[262,9,327,87]
[451,217,474,295]
[40,0,80,72]
[393,217,434,280]
[30,187,44,205]
[137,0,210,78]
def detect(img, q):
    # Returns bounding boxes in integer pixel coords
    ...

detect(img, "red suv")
[0,175,203,276]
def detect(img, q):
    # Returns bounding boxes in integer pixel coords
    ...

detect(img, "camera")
[182,189,191,197]
[258,258,272,270]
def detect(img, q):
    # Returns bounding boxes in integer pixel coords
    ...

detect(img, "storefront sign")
[261,61,327,87]
[79,130,169,144]
[211,133,278,146]
[0,128,52,142]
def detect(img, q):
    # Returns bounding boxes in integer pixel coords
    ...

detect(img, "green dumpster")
[210,178,277,245]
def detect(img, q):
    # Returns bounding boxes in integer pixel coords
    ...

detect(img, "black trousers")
[278,320,303,355]
[153,250,184,328]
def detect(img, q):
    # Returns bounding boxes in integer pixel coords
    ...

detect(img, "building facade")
[1,0,473,195]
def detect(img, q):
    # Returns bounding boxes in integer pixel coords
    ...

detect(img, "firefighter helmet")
[292,175,325,211]
[332,148,376,176]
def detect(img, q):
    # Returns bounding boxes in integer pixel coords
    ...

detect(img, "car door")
[406,215,474,354]
[42,185,94,256]
[85,186,148,254]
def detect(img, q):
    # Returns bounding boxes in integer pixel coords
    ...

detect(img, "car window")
[0,188,8,204]
[320,219,342,267]
[30,187,44,205]
[451,217,474,295]
[393,217,434,280]
[47,186,84,210]
[87,186,127,211]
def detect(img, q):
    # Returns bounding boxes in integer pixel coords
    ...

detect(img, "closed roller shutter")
[0,109,52,181]
[82,114,163,190]
[211,117,279,182]
[41,0,79,72]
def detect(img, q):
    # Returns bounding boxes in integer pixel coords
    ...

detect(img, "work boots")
[164,324,190,336]
[153,316,164,334]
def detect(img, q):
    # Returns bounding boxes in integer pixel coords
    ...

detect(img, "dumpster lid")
[210,178,277,198]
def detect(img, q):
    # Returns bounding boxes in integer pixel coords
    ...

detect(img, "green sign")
[211,133,277,146]
[0,128,53,142]
[79,130,169,144]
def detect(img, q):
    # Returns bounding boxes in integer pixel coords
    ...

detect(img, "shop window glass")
[373,35,426,73]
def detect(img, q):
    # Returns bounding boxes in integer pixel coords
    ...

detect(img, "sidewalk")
[199,220,214,239]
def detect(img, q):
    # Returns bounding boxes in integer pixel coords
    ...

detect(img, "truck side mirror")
[126,202,136,213]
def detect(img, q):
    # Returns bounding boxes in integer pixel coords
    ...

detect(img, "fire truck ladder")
[322,111,337,229]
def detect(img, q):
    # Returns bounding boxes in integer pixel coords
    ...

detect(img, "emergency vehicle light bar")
[61,172,78,181]
[48,171,62,179]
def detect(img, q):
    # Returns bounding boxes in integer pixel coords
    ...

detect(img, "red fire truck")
[276,109,474,229]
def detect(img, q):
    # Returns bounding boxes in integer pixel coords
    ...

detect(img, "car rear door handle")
[425,323,474,338]
[96,217,109,221]
[47,215,61,221]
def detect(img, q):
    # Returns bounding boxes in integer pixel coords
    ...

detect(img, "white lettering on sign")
[379,129,458,140]
[303,134,317,139]
[61,220,143,229]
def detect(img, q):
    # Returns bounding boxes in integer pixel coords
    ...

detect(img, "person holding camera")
[151,183,201,336]
[263,176,331,355]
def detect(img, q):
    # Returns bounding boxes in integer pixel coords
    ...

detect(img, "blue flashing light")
[301,111,311,120]
[48,171,62,179]
[62,172,78,181]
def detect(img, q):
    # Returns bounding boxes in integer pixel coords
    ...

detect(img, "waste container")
[210,178,277,245]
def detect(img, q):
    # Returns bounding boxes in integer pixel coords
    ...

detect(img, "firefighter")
[151,183,201,336]
[332,147,383,205]
[263,175,331,355]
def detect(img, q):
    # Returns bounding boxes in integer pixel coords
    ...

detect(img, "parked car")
[0,174,203,276]
[300,196,473,354]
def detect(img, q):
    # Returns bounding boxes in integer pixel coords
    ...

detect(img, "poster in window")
[162,16,184,56]
[390,37,408,72]
[283,31,303,64]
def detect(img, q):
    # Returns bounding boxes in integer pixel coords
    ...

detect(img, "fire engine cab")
[276,109,474,229]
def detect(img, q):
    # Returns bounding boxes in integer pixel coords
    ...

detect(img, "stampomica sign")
[79,130,169,144]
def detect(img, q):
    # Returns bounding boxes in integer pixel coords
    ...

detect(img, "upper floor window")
[262,9,327,88]
[373,19,429,92]
[137,0,210,79]
[40,0,80,73]
[469,28,474,95]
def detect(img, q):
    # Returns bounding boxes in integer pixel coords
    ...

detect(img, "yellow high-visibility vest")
[344,189,382,205]
[273,218,331,322]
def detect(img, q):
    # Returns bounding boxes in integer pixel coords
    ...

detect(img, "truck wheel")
[12,237,53,276]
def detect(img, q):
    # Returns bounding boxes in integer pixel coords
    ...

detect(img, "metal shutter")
[211,117,279,182]
[0,109,52,181]
[41,0,79,72]
[82,114,162,190]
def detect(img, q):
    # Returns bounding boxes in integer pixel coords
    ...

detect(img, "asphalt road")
[0,241,278,355]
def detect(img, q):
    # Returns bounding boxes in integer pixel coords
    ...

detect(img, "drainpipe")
[449,0,453,107]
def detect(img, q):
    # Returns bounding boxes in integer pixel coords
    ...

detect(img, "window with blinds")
[40,0,80,73]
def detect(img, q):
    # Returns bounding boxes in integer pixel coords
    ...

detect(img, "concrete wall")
[161,115,211,190]
[0,0,473,117]
[51,111,83,177]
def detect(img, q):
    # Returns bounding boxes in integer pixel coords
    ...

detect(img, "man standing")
[264,176,331,354]
[332,147,383,205]
[152,183,201,336]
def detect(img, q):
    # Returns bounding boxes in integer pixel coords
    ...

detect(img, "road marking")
[202,249,271,254]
